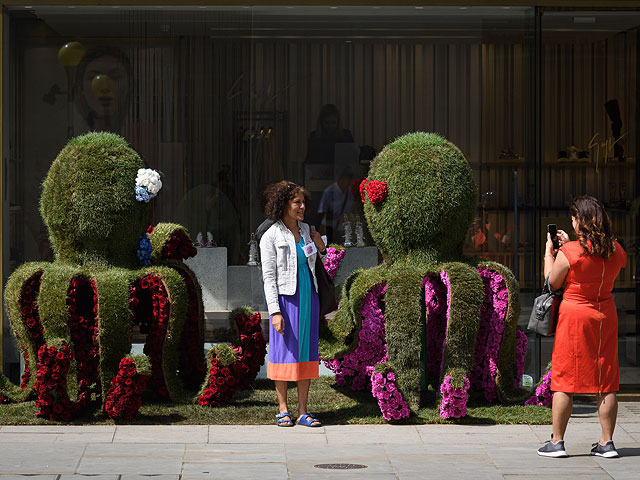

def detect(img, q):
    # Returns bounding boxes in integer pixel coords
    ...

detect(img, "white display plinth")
[184,247,227,311]
[333,246,379,287]
[227,265,266,311]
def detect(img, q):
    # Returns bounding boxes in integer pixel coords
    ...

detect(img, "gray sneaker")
[590,440,619,458]
[537,439,568,458]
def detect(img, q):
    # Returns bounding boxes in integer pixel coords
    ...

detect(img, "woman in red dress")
[537,196,627,458]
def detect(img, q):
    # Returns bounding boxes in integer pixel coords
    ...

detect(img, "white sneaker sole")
[591,451,619,458]
[538,450,569,458]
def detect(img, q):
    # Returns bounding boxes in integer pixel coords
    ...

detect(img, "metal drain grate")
[314,463,368,470]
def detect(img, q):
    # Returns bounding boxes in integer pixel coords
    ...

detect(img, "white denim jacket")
[260,220,325,316]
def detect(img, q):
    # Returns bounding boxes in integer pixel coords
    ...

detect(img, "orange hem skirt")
[267,360,319,381]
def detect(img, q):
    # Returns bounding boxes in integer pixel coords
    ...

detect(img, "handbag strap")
[543,274,563,295]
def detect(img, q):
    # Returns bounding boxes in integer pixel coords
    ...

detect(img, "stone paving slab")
[325,425,422,444]
[76,444,184,475]
[208,425,327,444]
[184,443,285,463]
[0,443,85,474]
[181,461,288,479]
[113,425,208,443]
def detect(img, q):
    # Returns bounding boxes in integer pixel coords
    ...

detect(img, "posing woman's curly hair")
[570,195,616,259]
[263,181,310,221]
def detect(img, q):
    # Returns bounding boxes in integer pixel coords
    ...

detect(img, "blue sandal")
[297,413,322,427]
[276,412,294,427]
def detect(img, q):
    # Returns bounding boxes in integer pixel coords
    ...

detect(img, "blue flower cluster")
[135,185,151,203]
[137,233,153,266]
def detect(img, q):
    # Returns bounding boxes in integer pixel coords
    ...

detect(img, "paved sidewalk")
[1,402,639,479]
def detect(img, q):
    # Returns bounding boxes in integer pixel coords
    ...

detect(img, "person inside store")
[259,181,327,427]
[305,103,354,164]
[537,195,627,458]
[317,166,355,243]
[304,104,354,228]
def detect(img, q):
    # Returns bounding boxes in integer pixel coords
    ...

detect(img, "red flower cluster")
[0,393,8,404]
[20,342,31,390]
[176,269,206,390]
[359,179,368,203]
[34,343,74,421]
[162,230,197,260]
[21,274,45,346]
[197,312,266,407]
[197,359,238,406]
[103,357,147,420]
[129,275,170,400]
[364,180,388,205]
[66,276,101,408]
[232,313,266,390]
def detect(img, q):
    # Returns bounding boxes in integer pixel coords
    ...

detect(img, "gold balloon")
[91,74,115,100]
[58,41,86,67]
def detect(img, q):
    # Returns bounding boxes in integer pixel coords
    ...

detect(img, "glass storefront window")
[1,5,638,389]
[537,9,640,386]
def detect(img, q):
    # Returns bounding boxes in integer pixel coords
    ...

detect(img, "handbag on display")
[314,254,339,319]
[527,275,563,336]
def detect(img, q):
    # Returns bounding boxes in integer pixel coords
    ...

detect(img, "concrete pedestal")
[227,265,266,311]
[184,247,227,311]
[334,246,380,287]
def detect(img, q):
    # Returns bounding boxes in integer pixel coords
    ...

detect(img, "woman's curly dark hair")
[570,195,616,259]
[263,181,311,221]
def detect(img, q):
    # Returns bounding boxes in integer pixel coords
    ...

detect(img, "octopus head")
[40,132,151,267]
[362,132,477,263]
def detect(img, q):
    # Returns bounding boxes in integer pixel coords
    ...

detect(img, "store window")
[537,9,640,386]
[2,5,638,388]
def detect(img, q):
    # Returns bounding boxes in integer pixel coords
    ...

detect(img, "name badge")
[303,242,317,257]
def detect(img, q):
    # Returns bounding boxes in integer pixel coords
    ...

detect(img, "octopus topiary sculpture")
[320,132,530,421]
[0,132,265,420]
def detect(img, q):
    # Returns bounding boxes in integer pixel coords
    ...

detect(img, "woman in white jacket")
[260,181,327,427]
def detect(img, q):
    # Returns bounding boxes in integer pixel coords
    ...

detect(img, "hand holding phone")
[547,224,559,250]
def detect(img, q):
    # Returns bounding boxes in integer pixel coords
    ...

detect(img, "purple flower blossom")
[369,367,410,421]
[323,247,346,280]
[471,268,509,402]
[525,368,553,407]
[423,274,450,380]
[514,330,527,389]
[323,283,387,391]
[439,375,471,419]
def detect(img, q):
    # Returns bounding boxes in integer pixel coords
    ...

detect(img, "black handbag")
[314,255,339,319]
[527,275,563,336]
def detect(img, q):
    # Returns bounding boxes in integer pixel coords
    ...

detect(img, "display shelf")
[544,160,635,169]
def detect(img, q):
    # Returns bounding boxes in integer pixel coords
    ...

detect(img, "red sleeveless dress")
[551,240,626,393]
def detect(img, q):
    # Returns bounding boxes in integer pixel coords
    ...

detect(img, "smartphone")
[547,224,559,250]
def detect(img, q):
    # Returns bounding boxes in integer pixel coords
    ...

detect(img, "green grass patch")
[0,377,551,426]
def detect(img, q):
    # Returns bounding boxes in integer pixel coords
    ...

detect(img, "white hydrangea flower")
[135,168,163,196]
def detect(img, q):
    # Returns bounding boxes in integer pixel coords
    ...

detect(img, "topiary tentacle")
[437,262,483,390]
[476,260,529,404]
[0,262,49,402]
[137,266,189,402]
